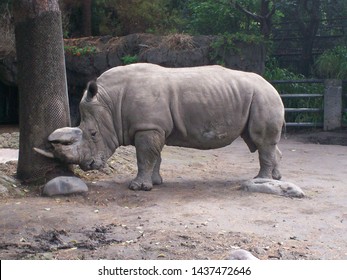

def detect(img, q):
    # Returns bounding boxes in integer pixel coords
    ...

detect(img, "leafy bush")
[121,55,139,65]
[64,45,97,56]
[90,0,185,36]
[210,32,265,65]
[187,0,243,35]
[315,46,347,80]
[265,58,324,125]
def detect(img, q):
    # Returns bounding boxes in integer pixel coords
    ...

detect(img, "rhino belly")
[166,117,246,150]
[165,94,250,150]
[166,129,238,150]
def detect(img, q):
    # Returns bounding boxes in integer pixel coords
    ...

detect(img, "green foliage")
[265,57,303,81]
[90,0,185,36]
[265,58,324,125]
[186,0,282,36]
[210,32,265,65]
[187,0,241,35]
[315,46,347,80]
[121,55,139,65]
[64,45,97,56]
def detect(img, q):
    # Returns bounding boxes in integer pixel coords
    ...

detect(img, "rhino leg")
[256,143,282,180]
[152,156,163,185]
[242,127,282,180]
[129,130,165,191]
[272,146,282,180]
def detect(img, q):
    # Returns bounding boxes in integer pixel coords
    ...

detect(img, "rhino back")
[97,64,280,149]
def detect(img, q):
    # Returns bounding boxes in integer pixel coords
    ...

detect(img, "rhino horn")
[33,147,55,158]
[48,127,83,144]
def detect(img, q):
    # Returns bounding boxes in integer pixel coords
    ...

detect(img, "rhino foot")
[152,173,163,185]
[272,168,282,180]
[129,180,153,191]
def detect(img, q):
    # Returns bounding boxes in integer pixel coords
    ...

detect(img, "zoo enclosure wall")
[271,79,347,130]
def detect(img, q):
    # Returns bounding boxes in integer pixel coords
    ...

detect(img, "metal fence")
[271,79,346,129]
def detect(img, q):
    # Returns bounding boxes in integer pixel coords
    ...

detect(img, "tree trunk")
[13,0,71,182]
[82,0,92,36]
[296,0,321,75]
[259,0,274,39]
[301,36,316,76]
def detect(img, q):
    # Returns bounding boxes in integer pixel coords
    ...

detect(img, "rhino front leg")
[129,130,165,191]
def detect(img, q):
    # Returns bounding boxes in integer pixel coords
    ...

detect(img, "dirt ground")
[0,130,346,260]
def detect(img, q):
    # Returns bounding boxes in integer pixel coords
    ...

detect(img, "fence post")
[324,79,342,131]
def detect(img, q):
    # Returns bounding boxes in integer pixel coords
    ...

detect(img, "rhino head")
[35,81,119,171]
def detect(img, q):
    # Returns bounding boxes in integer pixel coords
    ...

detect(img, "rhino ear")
[86,81,98,101]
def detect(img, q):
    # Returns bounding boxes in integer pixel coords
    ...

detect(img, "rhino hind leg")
[272,146,282,180]
[129,130,165,191]
[152,156,163,185]
[241,128,257,153]
[242,127,282,179]
[255,143,282,180]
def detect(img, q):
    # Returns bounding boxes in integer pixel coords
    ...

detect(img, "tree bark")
[13,0,71,182]
[82,0,92,36]
[296,0,321,75]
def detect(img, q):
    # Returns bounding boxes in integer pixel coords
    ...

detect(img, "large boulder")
[241,178,305,198]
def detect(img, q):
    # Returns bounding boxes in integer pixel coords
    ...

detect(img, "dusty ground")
[0,129,346,260]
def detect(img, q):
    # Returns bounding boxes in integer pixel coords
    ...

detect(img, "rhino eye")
[90,130,97,137]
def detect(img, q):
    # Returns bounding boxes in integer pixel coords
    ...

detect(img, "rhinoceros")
[35,63,285,191]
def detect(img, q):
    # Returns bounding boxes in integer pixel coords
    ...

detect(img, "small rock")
[43,176,88,196]
[229,249,259,260]
[241,179,305,198]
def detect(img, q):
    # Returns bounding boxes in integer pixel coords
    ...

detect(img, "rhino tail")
[282,120,287,139]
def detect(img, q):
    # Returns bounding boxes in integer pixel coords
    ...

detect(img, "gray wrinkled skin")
[47,63,285,191]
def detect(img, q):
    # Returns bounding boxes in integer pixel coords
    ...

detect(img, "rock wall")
[0,33,265,124]
[62,33,265,89]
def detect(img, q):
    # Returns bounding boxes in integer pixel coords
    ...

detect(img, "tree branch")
[266,5,276,19]
[233,1,262,22]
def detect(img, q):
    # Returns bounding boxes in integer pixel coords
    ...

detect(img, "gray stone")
[241,178,305,198]
[229,249,259,260]
[43,176,88,196]
[324,79,342,131]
